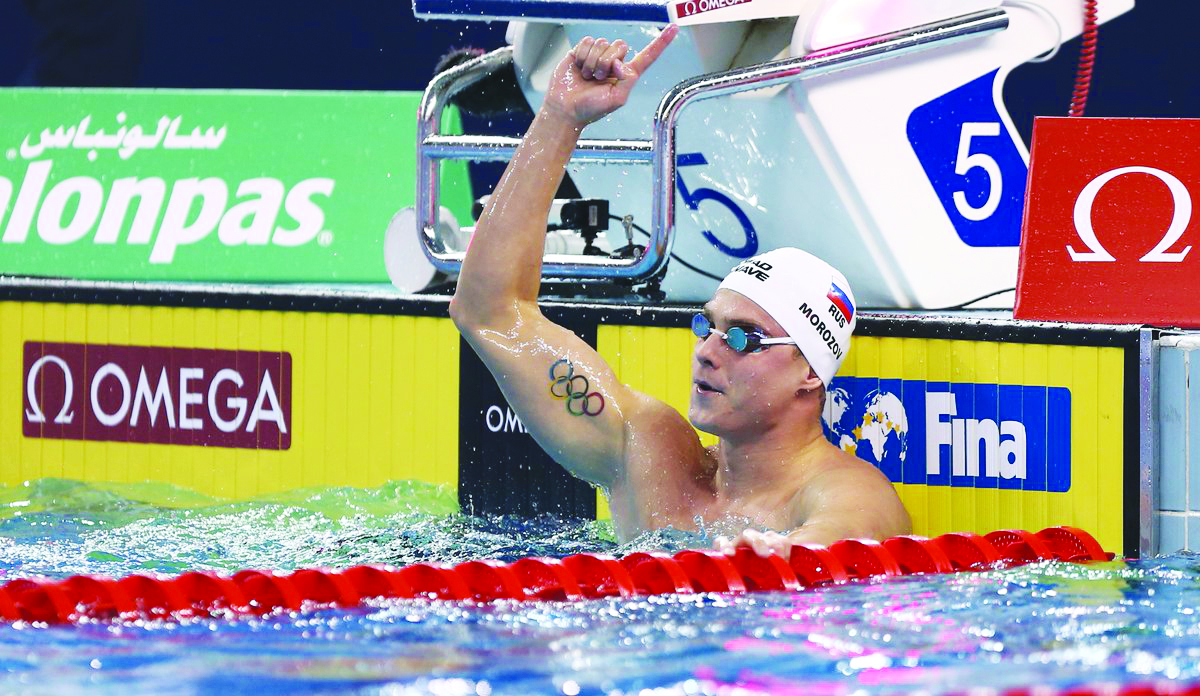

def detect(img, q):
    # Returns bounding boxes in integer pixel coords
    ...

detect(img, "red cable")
[1068,0,1100,116]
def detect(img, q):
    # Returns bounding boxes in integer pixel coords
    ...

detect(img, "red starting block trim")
[0,527,1114,624]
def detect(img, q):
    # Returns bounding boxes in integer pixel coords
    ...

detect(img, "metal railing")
[416,8,1009,282]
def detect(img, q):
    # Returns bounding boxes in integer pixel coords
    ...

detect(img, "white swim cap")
[716,247,856,386]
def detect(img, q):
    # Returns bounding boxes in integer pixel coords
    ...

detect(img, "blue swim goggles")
[691,313,798,354]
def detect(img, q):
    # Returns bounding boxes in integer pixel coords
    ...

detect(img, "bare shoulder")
[792,444,912,539]
[622,391,710,471]
[819,446,898,488]
[607,390,715,526]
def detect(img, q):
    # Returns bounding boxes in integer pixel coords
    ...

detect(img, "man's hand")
[544,25,679,127]
[715,529,795,559]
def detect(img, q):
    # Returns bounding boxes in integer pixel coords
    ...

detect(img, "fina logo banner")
[22,341,291,449]
[822,377,1071,492]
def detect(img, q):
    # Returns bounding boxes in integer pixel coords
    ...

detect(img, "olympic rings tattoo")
[547,358,605,417]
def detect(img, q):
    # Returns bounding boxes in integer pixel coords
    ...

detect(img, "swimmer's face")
[689,289,820,438]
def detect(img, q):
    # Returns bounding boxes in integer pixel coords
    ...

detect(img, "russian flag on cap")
[827,282,854,323]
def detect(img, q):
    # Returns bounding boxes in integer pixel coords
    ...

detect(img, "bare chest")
[606,447,805,541]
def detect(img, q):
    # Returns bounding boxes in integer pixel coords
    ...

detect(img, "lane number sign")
[908,69,1029,248]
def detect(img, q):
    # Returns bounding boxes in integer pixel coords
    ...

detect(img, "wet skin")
[449,26,910,554]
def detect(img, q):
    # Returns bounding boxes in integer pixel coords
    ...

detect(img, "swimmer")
[448,25,910,558]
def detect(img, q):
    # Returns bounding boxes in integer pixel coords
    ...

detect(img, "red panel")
[1017,117,1200,326]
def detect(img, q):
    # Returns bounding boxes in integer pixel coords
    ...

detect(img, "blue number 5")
[676,152,759,258]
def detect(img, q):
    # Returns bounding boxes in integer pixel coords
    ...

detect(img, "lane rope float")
[0,526,1114,624]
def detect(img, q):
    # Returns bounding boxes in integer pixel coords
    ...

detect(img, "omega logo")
[1070,166,1193,263]
[22,342,292,450]
[24,354,76,424]
[485,404,528,434]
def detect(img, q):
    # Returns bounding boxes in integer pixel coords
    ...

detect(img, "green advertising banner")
[0,89,474,282]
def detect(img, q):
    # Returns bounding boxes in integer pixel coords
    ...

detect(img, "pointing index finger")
[626,24,679,77]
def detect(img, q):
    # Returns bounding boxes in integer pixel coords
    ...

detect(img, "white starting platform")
[409,0,1133,309]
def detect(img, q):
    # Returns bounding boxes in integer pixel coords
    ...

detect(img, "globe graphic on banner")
[822,387,909,468]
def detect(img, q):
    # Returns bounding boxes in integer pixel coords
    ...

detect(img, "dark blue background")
[0,1,506,91]
[2,0,1190,144]
[0,2,1192,153]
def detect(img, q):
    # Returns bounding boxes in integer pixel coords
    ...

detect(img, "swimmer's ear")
[796,367,822,396]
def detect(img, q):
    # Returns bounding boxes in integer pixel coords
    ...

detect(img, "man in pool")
[448,25,910,556]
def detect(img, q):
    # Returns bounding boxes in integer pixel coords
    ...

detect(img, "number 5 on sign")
[675,152,759,258]
[953,122,1003,222]
[907,69,1029,247]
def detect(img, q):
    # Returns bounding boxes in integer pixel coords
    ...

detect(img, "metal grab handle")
[415,8,1009,281]
[416,46,654,275]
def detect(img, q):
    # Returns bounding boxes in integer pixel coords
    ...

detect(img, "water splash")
[4,479,1200,694]
[0,478,626,579]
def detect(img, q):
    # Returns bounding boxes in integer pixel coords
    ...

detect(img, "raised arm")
[449,27,682,488]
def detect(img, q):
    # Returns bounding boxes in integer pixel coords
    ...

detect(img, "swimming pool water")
[1,479,1198,695]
